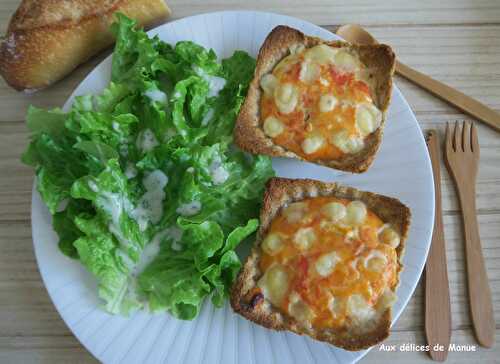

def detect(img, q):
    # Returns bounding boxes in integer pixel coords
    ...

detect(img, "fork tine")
[445,122,453,154]
[454,120,461,151]
[463,121,471,152]
[471,122,480,155]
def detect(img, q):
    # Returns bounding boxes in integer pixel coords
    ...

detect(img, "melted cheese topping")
[258,196,400,330]
[260,44,382,161]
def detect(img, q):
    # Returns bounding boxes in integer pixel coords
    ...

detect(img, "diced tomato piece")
[284,63,301,82]
[359,226,378,248]
[298,256,308,276]
[354,80,370,96]
[329,68,354,87]
[294,256,309,292]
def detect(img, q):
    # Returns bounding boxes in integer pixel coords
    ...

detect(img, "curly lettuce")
[22,14,274,319]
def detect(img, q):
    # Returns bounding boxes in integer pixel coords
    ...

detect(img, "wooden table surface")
[1,1,499,363]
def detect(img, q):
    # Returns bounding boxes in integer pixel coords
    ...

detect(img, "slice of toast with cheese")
[234,26,396,173]
[230,177,410,351]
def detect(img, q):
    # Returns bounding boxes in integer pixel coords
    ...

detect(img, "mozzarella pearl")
[346,294,375,323]
[345,201,367,225]
[263,116,284,137]
[293,227,316,250]
[377,289,397,310]
[289,43,306,55]
[315,252,340,277]
[304,44,338,64]
[274,53,300,76]
[262,233,284,255]
[260,74,278,96]
[331,129,364,154]
[319,77,330,86]
[288,292,315,323]
[329,296,344,317]
[299,60,320,83]
[379,227,401,248]
[367,257,386,272]
[334,51,357,70]
[258,264,289,306]
[321,202,346,221]
[301,134,325,154]
[283,202,308,224]
[274,83,298,114]
[356,104,382,136]
[319,94,338,113]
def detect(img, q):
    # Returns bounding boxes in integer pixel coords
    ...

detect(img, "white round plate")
[31,10,434,364]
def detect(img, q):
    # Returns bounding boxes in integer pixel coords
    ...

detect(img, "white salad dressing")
[144,89,168,104]
[131,170,169,231]
[88,180,135,250]
[201,108,214,126]
[136,128,159,153]
[209,157,229,185]
[176,201,202,216]
[117,249,135,271]
[130,225,184,277]
[119,144,129,157]
[193,66,226,97]
[125,162,138,179]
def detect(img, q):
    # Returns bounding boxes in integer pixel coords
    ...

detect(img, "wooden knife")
[425,130,452,361]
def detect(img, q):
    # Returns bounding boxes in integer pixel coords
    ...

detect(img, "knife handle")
[425,130,452,361]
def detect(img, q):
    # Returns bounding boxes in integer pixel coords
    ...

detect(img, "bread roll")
[0,0,171,92]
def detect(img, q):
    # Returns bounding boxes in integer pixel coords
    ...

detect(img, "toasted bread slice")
[230,177,411,351]
[234,26,396,173]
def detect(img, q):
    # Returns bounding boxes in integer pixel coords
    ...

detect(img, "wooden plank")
[2,23,500,122]
[0,337,97,364]
[368,329,500,363]
[161,0,500,26]
[357,25,500,114]
[0,329,493,364]
[2,0,500,32]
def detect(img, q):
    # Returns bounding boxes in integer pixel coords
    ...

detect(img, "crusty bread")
[230,177,411,351]
[234,26,396,173]
[0,0,170,92]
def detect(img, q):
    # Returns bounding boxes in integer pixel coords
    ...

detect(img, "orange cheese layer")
[258,197,400,329]
[260,45,381,161]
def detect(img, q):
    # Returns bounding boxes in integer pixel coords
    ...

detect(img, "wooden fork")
[444,121,495,348]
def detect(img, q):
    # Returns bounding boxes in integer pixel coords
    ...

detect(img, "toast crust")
[234,26,396,173]
[0,0,170,92]
[230,177,411,351]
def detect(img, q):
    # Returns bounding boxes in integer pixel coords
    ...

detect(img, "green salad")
[22,14,274,319]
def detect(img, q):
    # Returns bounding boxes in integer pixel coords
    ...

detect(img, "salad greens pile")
[22,14,274,319]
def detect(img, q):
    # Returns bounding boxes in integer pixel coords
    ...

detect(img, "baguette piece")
[234,26,396,173]
[231,177,411,351]
[0,0,171,92]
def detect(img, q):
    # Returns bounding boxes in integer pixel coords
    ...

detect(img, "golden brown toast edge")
[233,25,396,173]
[230,177,411,351]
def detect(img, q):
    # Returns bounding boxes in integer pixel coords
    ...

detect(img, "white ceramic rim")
[30,10,435,364]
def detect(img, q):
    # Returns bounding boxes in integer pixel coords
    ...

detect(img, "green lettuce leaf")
[21,14,274,319]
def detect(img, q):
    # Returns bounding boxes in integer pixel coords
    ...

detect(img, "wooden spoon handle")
[425,130,451,361]
[457,187,495,348]
[396,61,500,132]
